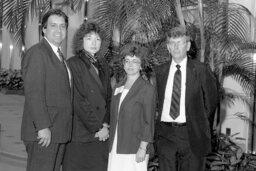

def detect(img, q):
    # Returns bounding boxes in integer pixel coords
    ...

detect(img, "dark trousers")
[62,140,108,171]
[155,122,205,171]
[24,141,66,171]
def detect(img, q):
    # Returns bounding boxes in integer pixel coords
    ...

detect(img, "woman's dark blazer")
[67,52,112,142]
[109,77,156,154]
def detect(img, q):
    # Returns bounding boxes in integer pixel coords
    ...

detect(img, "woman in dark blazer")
[62,22,112,171]
[107,43,156,171]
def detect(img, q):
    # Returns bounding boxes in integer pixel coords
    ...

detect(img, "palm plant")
[202,2,256,130]
[91,0,177,46]
[0,0,83,47]
[91,0,256,100]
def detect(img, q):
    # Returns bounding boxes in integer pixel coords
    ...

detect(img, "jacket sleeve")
[22,48,52,130]
[201,65,219,124]
[68,60,102,133]
[140,84,156,143]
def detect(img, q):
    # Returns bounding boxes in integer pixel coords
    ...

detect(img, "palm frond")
[214,49,254,93]
[204,3,253,45]
[2,0,82,46]
[222,87,252,113]
[0,1,3,28]
[234,112,255,127]
[91,0,176,44]
[2,0,32,46]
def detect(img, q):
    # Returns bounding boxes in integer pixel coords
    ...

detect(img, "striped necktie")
[57,48,66,63]
[57,48,71,87]
[169,64,181,120]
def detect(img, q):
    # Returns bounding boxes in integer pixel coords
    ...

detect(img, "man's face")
[166,36,191,63]
[83,32,102,56]
[43,15,67,47]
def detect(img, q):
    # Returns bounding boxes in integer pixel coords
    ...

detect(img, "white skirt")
[107,127,149,171]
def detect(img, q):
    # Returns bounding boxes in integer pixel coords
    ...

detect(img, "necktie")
[57,48,66,63]
[57,48,71,86]
[170,64,181,120]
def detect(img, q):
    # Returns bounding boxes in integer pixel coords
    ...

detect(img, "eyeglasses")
[123,59,141,65]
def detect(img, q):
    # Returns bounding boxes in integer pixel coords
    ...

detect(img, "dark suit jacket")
[109,77,156,154]
[21,38,72,143]
[154,58,218,157]
[67,51,112,142]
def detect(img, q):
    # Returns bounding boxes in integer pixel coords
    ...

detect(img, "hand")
[95,127,109,141]
[136,147,146,163]
[37,128,51,147]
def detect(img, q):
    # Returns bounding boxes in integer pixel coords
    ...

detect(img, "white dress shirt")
[44,37,72,86]
[161,57,187,123]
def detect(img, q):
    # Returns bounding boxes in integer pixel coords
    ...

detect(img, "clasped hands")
[95,124,109,141]
[37,124,109,148]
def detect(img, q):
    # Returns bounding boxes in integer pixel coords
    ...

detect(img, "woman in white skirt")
[107,43,156,171]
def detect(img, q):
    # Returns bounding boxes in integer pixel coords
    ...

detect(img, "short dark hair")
[72,21,105,54]
[166,26,190,41]
[120,42,148,70]
[41,9,68,36]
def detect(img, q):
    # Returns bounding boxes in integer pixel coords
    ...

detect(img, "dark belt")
[160,121,186,127]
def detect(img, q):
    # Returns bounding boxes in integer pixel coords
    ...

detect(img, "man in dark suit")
[154,26,218,171]
[21,9,72,171]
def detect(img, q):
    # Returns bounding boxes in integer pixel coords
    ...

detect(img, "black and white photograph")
[0,0,256,171]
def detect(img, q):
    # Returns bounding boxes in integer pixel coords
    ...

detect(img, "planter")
[0,88,24,95]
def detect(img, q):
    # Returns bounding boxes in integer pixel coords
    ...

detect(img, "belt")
[160,121,186,127]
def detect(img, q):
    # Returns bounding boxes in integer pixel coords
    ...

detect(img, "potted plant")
[0,69,24,95]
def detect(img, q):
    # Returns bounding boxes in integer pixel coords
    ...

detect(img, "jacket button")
[96,107,100,110]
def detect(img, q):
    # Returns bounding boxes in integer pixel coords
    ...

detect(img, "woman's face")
[83,32,101,56]
[123,55,142,76]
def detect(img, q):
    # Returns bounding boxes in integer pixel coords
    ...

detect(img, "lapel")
[89,66,104,91]
[158,61,171,99]
[119,77,143,111]
[185,58,197,108]
[156,61,171,120]
[78,53,105,96]
[66,62,74,100]
[111,79,125,124]
[41,38,71,94]
[113,77,144,115]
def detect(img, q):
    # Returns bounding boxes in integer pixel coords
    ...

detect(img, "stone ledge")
[0,88,24,95]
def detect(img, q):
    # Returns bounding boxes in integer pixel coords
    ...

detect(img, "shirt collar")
[44,37,60,55]
[171,57,187,69]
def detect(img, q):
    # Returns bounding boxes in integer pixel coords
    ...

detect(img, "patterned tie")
[57,48,66,63]
[170,64,181,120]
[57,48,71,86]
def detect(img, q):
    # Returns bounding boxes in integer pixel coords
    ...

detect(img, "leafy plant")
[148,154,159,171]
[0,0,83,46]
[0,69,23,90]
[92,1,256,107]
[206,133,256,171]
